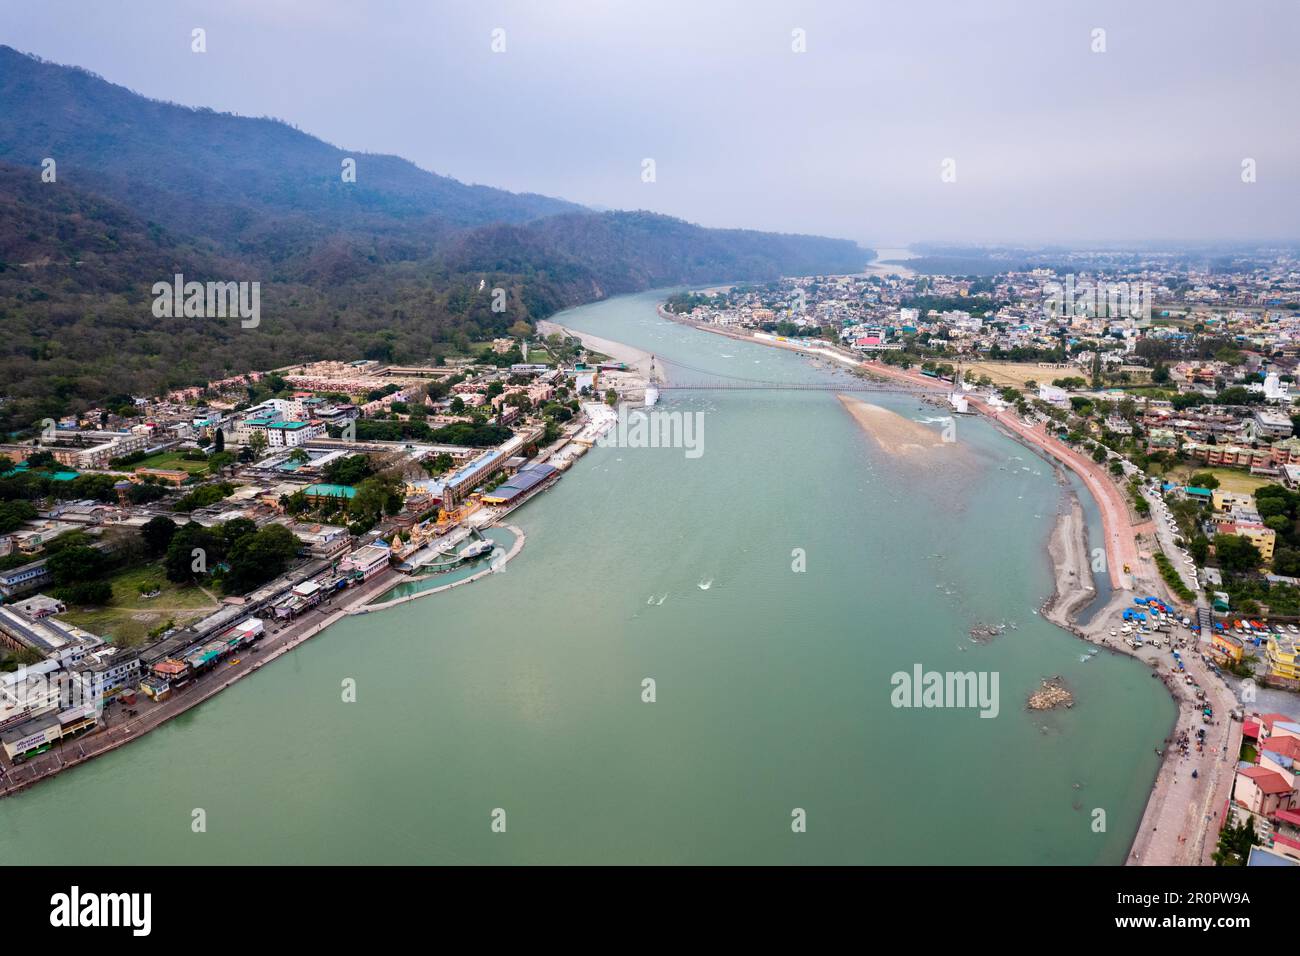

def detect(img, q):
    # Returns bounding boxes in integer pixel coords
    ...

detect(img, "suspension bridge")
[648,354,940,393]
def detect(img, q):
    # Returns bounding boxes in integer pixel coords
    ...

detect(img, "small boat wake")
[698,578,713,591]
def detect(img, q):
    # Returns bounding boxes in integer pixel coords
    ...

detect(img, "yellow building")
[1212,489,1255,513]
[1210,631,1244,663]
[1267,635,1299,682]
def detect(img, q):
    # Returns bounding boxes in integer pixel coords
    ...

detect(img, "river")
[0,290,1172,864]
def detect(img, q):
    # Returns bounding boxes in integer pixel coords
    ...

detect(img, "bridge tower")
[645,355,660,408]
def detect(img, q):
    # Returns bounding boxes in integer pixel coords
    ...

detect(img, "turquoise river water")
[0,290,1173,864]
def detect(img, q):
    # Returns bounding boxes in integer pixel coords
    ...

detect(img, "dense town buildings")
[0,335,627,771]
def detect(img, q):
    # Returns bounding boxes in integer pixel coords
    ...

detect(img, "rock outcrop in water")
[1027,677,1074,710]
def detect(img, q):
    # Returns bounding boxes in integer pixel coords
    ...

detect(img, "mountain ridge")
[0,44,868,427]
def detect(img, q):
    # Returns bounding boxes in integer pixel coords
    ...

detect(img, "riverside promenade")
[0,524,528,799]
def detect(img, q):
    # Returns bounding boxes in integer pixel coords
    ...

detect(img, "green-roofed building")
[304,483,356,501]
[2,462,79,481]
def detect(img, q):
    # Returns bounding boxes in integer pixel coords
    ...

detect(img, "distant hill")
[0,45,868,427]
[0,44,584,267]
[449,211,867,294]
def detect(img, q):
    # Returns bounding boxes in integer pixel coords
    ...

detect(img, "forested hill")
[0,45,868,428]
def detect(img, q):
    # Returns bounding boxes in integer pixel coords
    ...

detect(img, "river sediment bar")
[836,394,950,456]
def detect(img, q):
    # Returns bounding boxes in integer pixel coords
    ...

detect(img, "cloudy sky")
[4,0,1298,246]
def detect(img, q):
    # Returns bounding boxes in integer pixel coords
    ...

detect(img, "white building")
[1264,372,1291,402]
[1038,384,1070,408]
[266,421,324,448]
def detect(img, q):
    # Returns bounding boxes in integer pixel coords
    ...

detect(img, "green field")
[131,450,209,474]
[59,562,220,647]
[1166,464,1277,495]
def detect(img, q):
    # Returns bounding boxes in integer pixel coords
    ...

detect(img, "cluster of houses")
[1231,711,1300,865]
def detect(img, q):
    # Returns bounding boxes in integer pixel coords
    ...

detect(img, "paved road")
[1124,636,1241,866]
[1142,483,1202,594]
[968,397,1139,590]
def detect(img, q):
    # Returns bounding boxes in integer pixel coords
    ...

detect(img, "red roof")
[1244,720,1261,739]
[1274,808,1300,826]
[1272,832,1300,851]
[1260,736,1300,761]
[1260,713,1299,734]
[1240,767,1294,795]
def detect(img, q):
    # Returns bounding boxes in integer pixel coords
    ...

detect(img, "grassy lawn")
[1165,464,1276,495]
[58,562,219,647]
[132,450,209,474]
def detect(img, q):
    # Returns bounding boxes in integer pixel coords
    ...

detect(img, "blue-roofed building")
[1247,846,1298,866]
[481,462,559,505]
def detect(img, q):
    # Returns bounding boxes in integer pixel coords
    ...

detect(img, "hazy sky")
[4,0,1298,246]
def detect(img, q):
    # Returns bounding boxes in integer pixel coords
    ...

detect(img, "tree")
[322,454,373,486]
[126,482,168,505]
[222,524,301,594]
[214,428,225,453]
[1273,548,1300,577]
[55,580,112,606]
[48,545,107,585]
[1214,534,1262,575]
[141,515,178,557]
[347,474,405,533]
[221,517,257,547]
[1256,497,1287,519]
[207,451,235,475]
[164,523,219,583]
[247,430,268,459]
[423,453,453,477]
[1188,472,1220,491]
[1215,386,1260,406]
[1212,816,1259,866]
[0,500,38,534]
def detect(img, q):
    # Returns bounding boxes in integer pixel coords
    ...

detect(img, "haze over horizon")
[3,0,1298,247]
